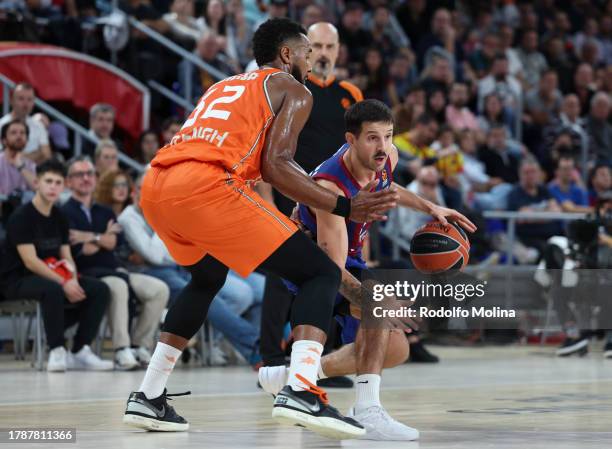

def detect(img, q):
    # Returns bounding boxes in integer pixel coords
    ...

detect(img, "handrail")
[147,80,195,111]
[482,211,587,220]
[0,74,144,173]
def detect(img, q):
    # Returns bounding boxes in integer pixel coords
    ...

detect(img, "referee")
[259,22,363,384]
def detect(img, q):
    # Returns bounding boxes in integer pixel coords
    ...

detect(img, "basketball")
[409,221,470,274]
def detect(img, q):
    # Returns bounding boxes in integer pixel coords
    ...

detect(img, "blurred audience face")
[307,22,339,80]
[428,90,446,113]
[171,0,194,16]
[407,88,425,108]
[520,161,541,190]
[574,63,594,88]
[11,85,35,119]
[431,9,451,36]
[498,25,514,50]
[207,0,225,22]
[437,128,454,148]
[96,144,119,175]
[555,12,571,33]
[562,94,581,121]
[373,6,390,28]
[491,57,509,79]
[540,71,558,95]
[67,160,97,197]
[162,121,182,144]
[556,158,576,184]
[547,37,565,59]
[591,93,611,121]
[593,166,612,191]
[90,111,115,139]
[482,33,499,57]
[484,94,503,119]
[522,30,538,52]
[365,48,383,72]
[487,126,507,151]
[459,130,476,155]
[348,121,394,171]
[581,40,599,65]
[112,174,130,205]
[389,55,411,80]
[140,132,159,163]
[449,83,468,108]
[269,1,288,19]
[132,175,144,209]
[197,32,220,61]
[2,121,28,153]
[342,6,363,32]
[430,57,451,82]
[302,5,324,29]
[417,166,440,199]
[417,119,438,145]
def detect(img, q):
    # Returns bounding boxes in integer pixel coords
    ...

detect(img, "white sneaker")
[209,344,228,366]
[47,346,67,372]
[349,406,419,441]
[66,345,114,371]
[115,347,139,370]
[258,365,288,396]
[131,347,152,365]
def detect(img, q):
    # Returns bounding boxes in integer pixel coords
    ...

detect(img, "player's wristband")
[331,195,351,218]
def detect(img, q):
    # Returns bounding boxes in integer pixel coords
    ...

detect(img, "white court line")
[1,377,612,407]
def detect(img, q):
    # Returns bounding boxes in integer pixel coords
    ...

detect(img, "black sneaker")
[604,342,612,359]
[272,378,365,440]
[408,341,440,363]
[123,389,190,431]
[556,337,589,357]
[317,376,354,389]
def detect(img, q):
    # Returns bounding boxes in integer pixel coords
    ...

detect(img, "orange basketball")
[409,221,470,274]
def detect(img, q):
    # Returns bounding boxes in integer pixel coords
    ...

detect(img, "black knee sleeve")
[290,258,341,332]
[163,255,228,339]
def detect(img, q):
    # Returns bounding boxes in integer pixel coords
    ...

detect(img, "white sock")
[138,342,182,399]
[354,374,381,411]
[287,340,323,392]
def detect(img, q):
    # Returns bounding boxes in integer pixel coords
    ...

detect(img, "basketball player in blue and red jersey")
[259,100,476,440]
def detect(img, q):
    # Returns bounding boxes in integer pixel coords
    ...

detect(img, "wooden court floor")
[0,345,611,449]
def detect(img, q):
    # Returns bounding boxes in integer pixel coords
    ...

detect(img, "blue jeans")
[144,265,260,363]
[473,183,514,211]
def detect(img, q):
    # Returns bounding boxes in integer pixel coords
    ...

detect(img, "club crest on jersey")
[380,169,390,187]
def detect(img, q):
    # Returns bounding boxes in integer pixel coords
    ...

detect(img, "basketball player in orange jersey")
[259,100,476,440]
[122,18,403,439]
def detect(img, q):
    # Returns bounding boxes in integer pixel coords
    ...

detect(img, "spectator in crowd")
[478,124,521,186]
[393,113,439,180]
[468,31,500,79]
[416,8,463,71]
[544,36,577,94]
[507,157,563,256]
[83,103,119,158]
[478,53,522,118]
[355,46,387,101]
[161,117,182,145]
[498,24,524,78]
[163,0,201,46]
[138,130,160,165]
[445,81,479,132]
[0,83,51,162]
[426,87,447,124]
[95,170,133,217]
[254,0,289,29]
[420,51,454,95]
[118,173,264,366]
[365,5,400,60]
[337,2,372,65]
[94,140,120,177]
[585,91,612,164]
[300,4,325,29]
[588,163,612,206]
[197,0,239,68]
[1,160,112,372]
[62,156,169,370]
[571,62,597,116]
[398,165,446,239]
[548,156,591,213]
[395,0,429,53]
[0,120,36,197]
[476,92,514,138]
[516,29,548,89]
[525,69,563,127]
[385,52,417,107]
[392,84,426,134]
[178,31,237,103]
[226,0,254,68]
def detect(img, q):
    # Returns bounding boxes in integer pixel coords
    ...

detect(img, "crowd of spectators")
[2,0,612,366]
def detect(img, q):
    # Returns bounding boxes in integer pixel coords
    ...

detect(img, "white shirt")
[117,205,176,266]
[397,180,446,239]
[0,114,49,154]
[477,75,522,113]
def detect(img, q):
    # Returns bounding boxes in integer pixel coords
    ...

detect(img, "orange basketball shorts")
[140,160,297,277]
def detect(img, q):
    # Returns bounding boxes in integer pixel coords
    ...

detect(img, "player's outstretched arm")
[261,74,398,223]
[388,146,477,232]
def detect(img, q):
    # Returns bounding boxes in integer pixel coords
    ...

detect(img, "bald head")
[307,22,339,81]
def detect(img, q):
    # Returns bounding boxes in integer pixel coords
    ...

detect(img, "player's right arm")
[261,74,398,223]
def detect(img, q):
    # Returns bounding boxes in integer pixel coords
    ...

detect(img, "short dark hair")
[1,119,29,140]
[344,99,393,136]
[36,159,66,178]
[252,18,307,66]
[556,154,576,169]
[415,113,436,126]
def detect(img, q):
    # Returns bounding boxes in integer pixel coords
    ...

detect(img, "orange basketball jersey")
[151,67,284,181]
